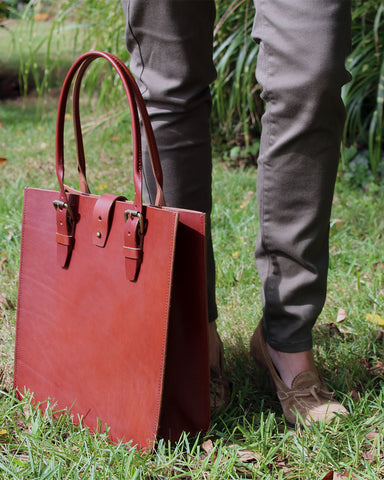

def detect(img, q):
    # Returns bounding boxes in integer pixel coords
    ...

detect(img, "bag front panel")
[14,188,178,449]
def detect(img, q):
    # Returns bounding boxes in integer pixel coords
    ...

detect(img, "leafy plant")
[212,0,262,153]
[6,0,384,182]
[0,0,28,20]
[342,0,384,183]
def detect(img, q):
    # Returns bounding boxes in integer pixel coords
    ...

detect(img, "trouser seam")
[258,0,275,328]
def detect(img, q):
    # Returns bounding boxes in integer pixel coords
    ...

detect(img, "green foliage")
[0,0,28,20]
[342,0,384,183]
[56,0,125,56]
[3,0,384,181]
[212,0,261,152]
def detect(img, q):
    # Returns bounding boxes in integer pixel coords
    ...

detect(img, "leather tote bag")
[14,51,210,451]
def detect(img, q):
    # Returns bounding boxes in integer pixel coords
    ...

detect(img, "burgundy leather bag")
[14,51,210,450]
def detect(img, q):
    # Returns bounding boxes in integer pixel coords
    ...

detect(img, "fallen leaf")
[322,473,334,480]
[16,420,25,431]
[369,360,384,376]
[367,314,384,327]
[0,158,7,165]
[336,308,347,323]
[34,12,49,21]
[365,432,380,439]
[201,439,214,454]
[0,121,3,128]
[330,218,343,228]
[0,293,14,310]
[275,455,290,473]
[237,449,259,463]
[362,451,376,463]
[328,322,343,337]
[349,390,360,402]
[322,472,358,480]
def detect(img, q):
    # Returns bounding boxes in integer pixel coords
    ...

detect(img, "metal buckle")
[124,209,144,235]
[53,200,75,224]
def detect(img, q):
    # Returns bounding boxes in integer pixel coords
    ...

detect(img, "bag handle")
[70,52,165,206]
[55,50,165,209]
[54,51,165,274]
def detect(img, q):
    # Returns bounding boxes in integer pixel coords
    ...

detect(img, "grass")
[1,23,384,480]
[1,89,384,479]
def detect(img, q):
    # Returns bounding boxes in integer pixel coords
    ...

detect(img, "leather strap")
[54,200,75,268]
[92,193,126,248]
[71,52,165,206]
[123,211,144,282]
[102,53,165,207]
[54,51,166,274]
[56,52,143,210]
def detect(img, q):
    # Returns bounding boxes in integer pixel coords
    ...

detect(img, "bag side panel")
[158,208,210,441]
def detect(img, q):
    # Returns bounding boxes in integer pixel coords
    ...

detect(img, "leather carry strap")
[54,51,164,277]
[123,209,145,282]
[71,52,165,206]
[92,193,127,248]
[56,51,143,210]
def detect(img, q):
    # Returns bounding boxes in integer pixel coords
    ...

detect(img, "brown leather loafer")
[250,323,348,428]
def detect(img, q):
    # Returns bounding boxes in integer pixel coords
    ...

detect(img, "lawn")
[1,19,384,480]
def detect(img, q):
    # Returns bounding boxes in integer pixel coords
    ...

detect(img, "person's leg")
[121,0,230,409]
[252,0,351,355]
[250,0,351,424]
[121,0,217,322]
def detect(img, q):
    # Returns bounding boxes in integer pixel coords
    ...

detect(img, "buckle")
[53,200,75,224]
[124,209,144,235]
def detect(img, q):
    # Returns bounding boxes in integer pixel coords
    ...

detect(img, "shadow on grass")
[210,342,284,438]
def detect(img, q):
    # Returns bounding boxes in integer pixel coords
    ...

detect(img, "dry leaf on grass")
[274,455,290,473]
[0,158,7,165]
[362,451,376,463]
[362,358,384,376]
[201,439,214,454]
[0,429,9,443]
[325,322,344,337]
[0,293,14,310]
[336,308,347,323]
[365,431,380,440]
[34,13,50,21]
[349,390,360,402]
[331,218,343,228]
[322,472,358,480]
[236,449,260,463]
[366,313,384,327]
